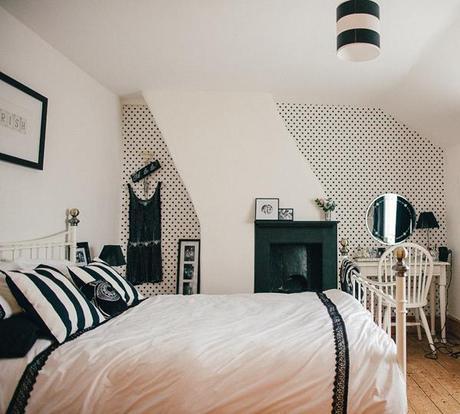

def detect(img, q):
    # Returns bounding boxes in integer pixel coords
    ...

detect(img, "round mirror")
[366,194,416,245]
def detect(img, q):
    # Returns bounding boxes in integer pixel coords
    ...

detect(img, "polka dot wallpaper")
[277,103,448,316]
[121,105,200,297]
[121,102,447,302]
[277,103,447,255]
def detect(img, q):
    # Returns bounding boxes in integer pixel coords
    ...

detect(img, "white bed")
[0,210,408,413]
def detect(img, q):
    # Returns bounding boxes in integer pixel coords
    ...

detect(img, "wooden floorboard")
[408,335,460,413]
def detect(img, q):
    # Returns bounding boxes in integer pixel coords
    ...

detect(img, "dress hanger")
[130,152,161,197]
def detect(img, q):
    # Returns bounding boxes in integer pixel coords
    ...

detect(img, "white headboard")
[0,208,80,263]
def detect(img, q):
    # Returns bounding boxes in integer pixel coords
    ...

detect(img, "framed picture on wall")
[176,239,200,295]
[0,72,48,170]
[76,242,91,266]
[255,198,279,220]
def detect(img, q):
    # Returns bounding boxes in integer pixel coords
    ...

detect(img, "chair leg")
[415,308,422,341]
[419,308,436,354]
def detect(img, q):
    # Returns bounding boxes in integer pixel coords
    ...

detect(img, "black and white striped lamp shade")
[336,0,380,62]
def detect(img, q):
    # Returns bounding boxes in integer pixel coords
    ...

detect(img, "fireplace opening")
[254,221,337,293]
[269,243,323,293]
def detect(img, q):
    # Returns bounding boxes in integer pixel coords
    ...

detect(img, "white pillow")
[14,258,74,279]
[0,261,20,272]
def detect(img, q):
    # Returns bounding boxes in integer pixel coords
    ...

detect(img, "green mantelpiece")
[254,221,338,293]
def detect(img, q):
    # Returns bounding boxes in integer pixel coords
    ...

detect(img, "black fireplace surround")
[254,221,338,293]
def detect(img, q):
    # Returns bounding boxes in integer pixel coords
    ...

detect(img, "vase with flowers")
[315,197,336,221]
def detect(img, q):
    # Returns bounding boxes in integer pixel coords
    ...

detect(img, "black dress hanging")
[126,183,162,284]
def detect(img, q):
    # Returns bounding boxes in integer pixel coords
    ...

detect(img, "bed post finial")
[68,208,80,226]
[393,246,408,379]
[67,208,79,263]
[394,247,407,264]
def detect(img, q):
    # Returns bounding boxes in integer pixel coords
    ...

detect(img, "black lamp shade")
[416,212,439,229]
[99,245,126,266]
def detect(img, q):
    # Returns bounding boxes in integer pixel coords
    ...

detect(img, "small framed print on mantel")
[255,198,279,220]
[0,72,48,170]
[177,239,200,295]
[278,208,294,221]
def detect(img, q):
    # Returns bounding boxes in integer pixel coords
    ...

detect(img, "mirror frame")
[365,193,416,245]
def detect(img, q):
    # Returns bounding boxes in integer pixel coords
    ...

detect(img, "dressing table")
[352,193,450,343]
[354,257,450,342]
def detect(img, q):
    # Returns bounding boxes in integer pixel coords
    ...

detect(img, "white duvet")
[1,290,406,413]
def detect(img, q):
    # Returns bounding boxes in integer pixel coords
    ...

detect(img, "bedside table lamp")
[416,212,439,251]
[99,245,126,266]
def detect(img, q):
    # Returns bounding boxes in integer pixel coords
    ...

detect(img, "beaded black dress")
[126,183,162,284]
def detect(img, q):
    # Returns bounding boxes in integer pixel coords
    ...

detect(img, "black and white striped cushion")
[3,268,104,343]
[0,295,12,319]
[68,261,143,306]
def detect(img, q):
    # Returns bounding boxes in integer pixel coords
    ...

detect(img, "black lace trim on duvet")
[317,292,350,414]
[6,298,146,414]
[6,325,94,414]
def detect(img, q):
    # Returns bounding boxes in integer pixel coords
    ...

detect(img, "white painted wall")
[143,91,325,294]
[379,12,460,148]
[0,7,121,257]
[446,144,460,320]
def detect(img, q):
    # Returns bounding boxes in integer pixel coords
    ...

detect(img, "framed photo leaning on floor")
[177,239,200,295]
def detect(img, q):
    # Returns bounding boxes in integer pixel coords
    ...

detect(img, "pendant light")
[336,0,380,62]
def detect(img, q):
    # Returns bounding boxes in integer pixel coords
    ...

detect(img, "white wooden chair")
[378,242,435,353]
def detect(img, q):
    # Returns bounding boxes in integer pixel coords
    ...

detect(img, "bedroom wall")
[143,91,325,294]
[129,95,449,304]
[277,104,447,253]
[278,103,448,314]
[121,104,200,297]
[445,144,460,320]
[0,7,121,255]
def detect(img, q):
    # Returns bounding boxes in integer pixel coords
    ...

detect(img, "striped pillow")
[0,295,13,319]
[3,268,104,343]
[0,271,23,317]
[68,261,143,306]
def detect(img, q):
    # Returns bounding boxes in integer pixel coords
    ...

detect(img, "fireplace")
[254,221,337,293]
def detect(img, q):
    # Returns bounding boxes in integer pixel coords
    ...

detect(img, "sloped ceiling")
[2,0,460,146]
[380,13,460,148]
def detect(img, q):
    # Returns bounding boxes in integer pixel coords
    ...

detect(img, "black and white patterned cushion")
[3,268,104,343]
[68,261,143,306]
[80,280,128,317]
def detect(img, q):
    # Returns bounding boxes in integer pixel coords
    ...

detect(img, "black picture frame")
[255,198,279,221]
[176,239,201,295]
[76,242,91,266]
[278,208,294,221]
[0,72,48,170]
